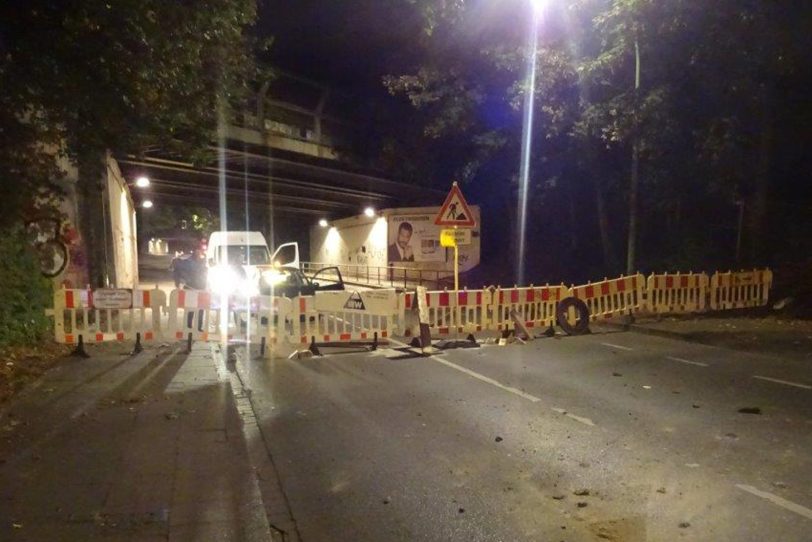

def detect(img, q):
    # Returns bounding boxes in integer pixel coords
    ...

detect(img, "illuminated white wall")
[310,206,481,272]
[106,156,139,287]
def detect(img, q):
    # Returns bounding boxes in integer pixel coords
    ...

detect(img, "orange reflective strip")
[65,334,75,344]
[116,332,124,341]
[299,298,306,313]
[143,290,151,306]
[178,290,186,308]
[145,331,154,340]
[65,290,75,309]
[339,333,351,341]
[95,333,104,342]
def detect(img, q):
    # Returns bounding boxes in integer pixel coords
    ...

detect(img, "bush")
[0,227,52,349]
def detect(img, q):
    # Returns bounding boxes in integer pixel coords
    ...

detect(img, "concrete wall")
[310,206,481,272]
[105,156,139,288]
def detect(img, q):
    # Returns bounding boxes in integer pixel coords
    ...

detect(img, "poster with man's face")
[388,213,444,263]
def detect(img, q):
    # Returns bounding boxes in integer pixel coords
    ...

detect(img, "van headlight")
[208,266,238,295]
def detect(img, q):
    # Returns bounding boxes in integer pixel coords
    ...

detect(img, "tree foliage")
[383,0,812,278]
[0,0,259,229]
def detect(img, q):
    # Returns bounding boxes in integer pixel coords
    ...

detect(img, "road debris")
[679,521,691,528]
[552,494,566,500]
[657,487,667,494]
[576,502,588,508]
[738,407,762,415]
[494,436,503,442]
[573,489,590,496]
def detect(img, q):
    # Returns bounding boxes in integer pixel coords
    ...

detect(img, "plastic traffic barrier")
[294,289,399,345]
[646,272,709,314]
[53,287,166,346]
[403,288,493,337]
[570,274,645,321]
[492,285,569,332]
[709,269,772,311]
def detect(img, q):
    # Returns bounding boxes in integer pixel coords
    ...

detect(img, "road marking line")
[431,356,542,403]
[601,342,633,351]
[666,356,709,367]
[735,484,812,520]
[390,338,595,427]
[752,375,811,390]
[551,407,595,426]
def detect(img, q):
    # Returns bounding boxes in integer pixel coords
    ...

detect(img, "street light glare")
[318,218,328,227]
[530,0,547,11]
[142,200,154,209]
[364,207,375,218]
[135,176,150,188]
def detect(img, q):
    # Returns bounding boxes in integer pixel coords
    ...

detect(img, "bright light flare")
[135,176,150,188]
[207,265,238,295]
[530,0,547,11]
[318,218,329,227]
[141,199,153,209]
[364,207,375,218]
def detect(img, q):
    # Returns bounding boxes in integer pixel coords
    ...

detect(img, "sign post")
[435,182,476,292]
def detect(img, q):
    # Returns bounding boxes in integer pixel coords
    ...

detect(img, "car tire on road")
[556,297,591,335]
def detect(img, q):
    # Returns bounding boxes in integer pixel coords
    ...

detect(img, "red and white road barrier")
[571,274,645,321]
[492,285,569,332]
[405,288,492,336]
[53,287,165,345]
[709,269,772,311]
[167,289,213,341]
[294,289,399,345]
[646,272,709,314]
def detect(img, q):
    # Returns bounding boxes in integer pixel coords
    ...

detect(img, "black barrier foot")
[409,337,422,348]
[372,332,378,351]
[309,336,322,357]
[71,334,90,358]
[466,333,477,344]
[130,332,143,356]
[186,332,193,354]
[544,326,556,338]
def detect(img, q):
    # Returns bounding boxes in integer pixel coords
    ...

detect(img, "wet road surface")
[232,328,812,541]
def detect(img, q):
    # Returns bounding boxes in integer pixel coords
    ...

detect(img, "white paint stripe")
[736,484,812,520]
[601,342,634,351]
[390,338,595,427]
[666,356,709,367]
[387,339,541,402]
[431,356,542,403]
[552,407,595,426]
[752,375,812,390]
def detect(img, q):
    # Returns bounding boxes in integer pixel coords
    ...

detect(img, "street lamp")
[364,207,375,218]
[135,176,150,188]
[142,200,154,209]
[319,218,329,228]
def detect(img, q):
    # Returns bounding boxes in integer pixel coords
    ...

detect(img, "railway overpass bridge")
[117,72,441,226]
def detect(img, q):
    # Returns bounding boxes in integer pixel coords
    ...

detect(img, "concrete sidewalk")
[0,341,291,541]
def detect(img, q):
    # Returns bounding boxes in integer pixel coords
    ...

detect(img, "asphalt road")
[230,328,812,542]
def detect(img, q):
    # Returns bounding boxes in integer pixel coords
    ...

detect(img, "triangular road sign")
[434,182,476,227]
[343,292,366,311]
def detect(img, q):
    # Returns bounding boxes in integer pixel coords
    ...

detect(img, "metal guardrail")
[301,262,452,289]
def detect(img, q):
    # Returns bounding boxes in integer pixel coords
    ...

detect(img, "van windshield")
[217,245,271,266]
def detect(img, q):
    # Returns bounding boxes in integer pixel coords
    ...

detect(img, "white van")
[205,232,300,296]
